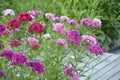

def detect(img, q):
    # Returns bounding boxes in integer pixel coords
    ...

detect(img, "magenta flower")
[68,30,80,45]
[9,39,22,47]
[0,43,4,49]
[2,9,15,16]
[88,45,103,55]
[63,66,79,80]
[0,24,5,35]
[0,70,5,77]
[0,49,14,60]
[93,18,102,27]
[28,10,39,16]
[7,19,21,30]
[56,39,68,49]
[26,61,45,74]
[11,52,27,66]
[82,35,98,45]
[2,29,12,36]
[51,16,61,22]
[28,37,40,49]
[80,18,93,27]
[66,19,77,25]
[53,23,67,35]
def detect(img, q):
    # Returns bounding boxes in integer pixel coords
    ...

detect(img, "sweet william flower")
[0,24,5,35]
[28,10,39,16]
[11,52,27,66]
[43,33,51,39]
[93,18,102,27]
[0,49,14,60]
[9,39,22,47]
[28,22,44,34]
[82,35,98,45]
[17,12,33,21]
[45,13,54,19]
[63,66,80,80]
[68,30,80,45]
[66,19,77,25]
[57,39,68,49]
[88,45,103,55]
[0,43,4,49]
[26,61,45,74]
[53,23,66,35]
[80,18,93,28]
[28,37,40,49]
[2,9,15,16]
[2,29,12,36]
[0,70,5,77]
[7,19,21,30]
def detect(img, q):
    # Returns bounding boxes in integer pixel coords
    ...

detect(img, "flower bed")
[0,9,107,80]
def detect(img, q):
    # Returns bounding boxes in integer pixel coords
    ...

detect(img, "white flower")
[43,34,51,39]
[2,9,15,16]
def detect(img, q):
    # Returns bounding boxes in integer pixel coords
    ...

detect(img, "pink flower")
[93,18,102,27]
[51,16,61,22]
[68,30,80,45]
[11,52,27,66]
[63,66,80,80]
[7,19,21,30]
[60,16,69,21]
[2,29,12,36]
[53,23,66,35]
[45,13,54,19]
[26,61,45,74]
[28,10,39,16]
[57,39,68,49]
[88,45,103,55]
[28,37,40,49]
[82,35,98,45]
[9,39,22,47]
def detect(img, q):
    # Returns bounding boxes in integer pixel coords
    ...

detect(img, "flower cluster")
[17,12,33,21]
[82,35,98,45]
[26,61,45,74]
[63,66,79,80]
[68,30,80,45]
[2,9,15,16]
[9,39,22,47]
[88,45,103,55]
[53,23,66,35]
[80,18,101,28]
[0,24,5,35]
[56,39,68,49]
[7,19,21,30]
[0,43,4,48]
[11,52,27,66]
[0,70,5,77]
[28,37,40,49]
[0,49,14,60]
[28,10,39,16]
[28,22,44,34]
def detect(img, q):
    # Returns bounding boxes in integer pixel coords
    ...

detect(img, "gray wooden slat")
[97,62,120,80]
[83,54,112,73]
[109,71,120,80]
[90,56,120,80]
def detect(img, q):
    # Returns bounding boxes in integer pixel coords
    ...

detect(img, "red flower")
[7,19,21,30]
[9,39,22,47]
[28,22,44,34]
[17,12,33,21]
